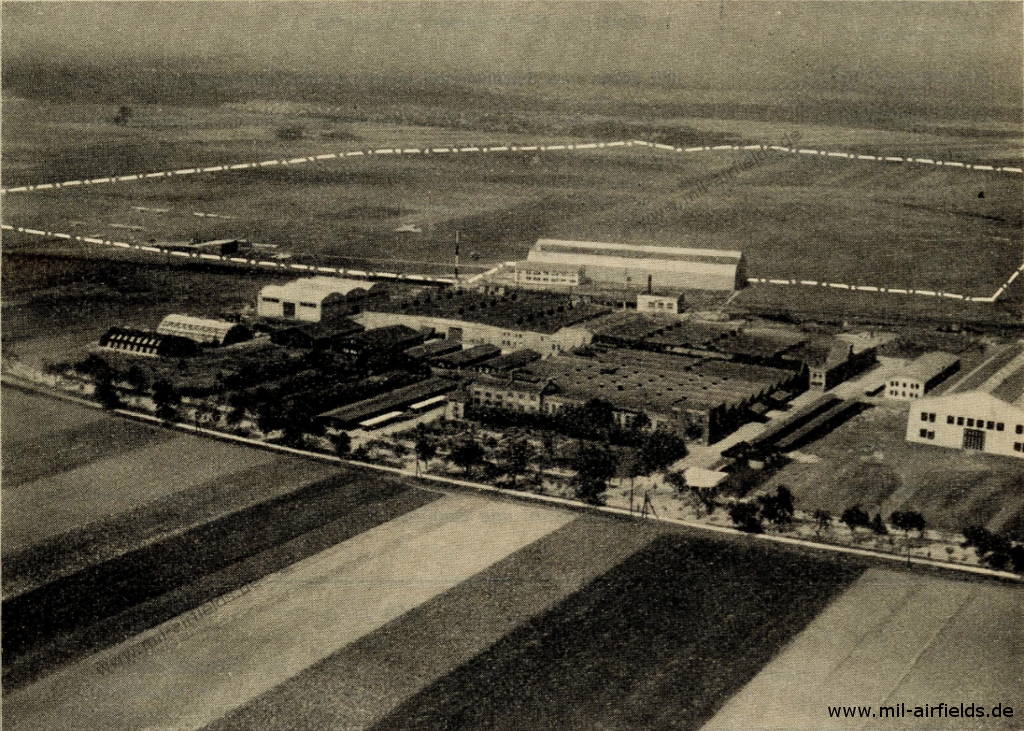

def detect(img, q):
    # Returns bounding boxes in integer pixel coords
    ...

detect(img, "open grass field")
[3,95,1020,317]
[5,138,1019,297]
[708,568,1023,729]
[762,406,1024,537]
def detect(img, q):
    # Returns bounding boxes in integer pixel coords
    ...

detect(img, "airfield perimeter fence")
[3,137,1022,302]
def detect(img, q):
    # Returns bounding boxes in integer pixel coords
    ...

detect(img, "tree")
[331,432,352,459]
[689,485,719,518]
[94,374,122,410]
[812,509,832,536]
[126,364,149,392]
[636,428,687,473]
[664,471,688,494]
[152,379,180,422]
[450,438,485,476]
[729,501,763,533]
[572,442,618,505]
[840,504,871,538]
[890,510,926,538]
[757,485,795,530]
[414,433,437,475]
[870,512,888,535]
[498,437,533,489]
[112,105,132,125]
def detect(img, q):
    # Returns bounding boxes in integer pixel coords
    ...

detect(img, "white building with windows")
[156,314,252,346]
[513,239,746,292]
[636,293,685,315]
[905,344,1024,459]
[887,351,960,400]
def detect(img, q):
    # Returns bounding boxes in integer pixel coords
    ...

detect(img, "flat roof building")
[514,239,746,292]
[906,344,1024,459]
[887,352,960,400]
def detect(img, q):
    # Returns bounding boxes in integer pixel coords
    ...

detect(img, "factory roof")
[949,343,1024,407]
[532,239,743,262]
[157,314,244,343]
[371,289,609,334]
[896,351,960,383]
[514,350,792,414]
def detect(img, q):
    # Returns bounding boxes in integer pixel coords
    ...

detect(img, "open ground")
[760,404,1024,537]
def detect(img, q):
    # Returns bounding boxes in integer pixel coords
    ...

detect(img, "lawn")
[376,531,863,730]
[762,406,1024,536]
[4,123,1018,314]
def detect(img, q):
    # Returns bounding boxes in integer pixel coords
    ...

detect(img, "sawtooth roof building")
[512,239,747,292]
[906,343,1024,459]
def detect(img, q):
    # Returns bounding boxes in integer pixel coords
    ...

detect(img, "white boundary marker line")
[3,137,1019,194]
[0,224,455,285]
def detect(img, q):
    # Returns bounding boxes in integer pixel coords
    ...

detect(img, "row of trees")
[961,526,1024,572]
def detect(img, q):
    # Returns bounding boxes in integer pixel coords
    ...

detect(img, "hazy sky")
[4,1,1021,104]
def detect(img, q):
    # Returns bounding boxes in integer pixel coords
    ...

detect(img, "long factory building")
[512,239,747,292]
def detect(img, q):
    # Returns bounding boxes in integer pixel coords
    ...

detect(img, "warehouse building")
[99,327,198,358]
[361,289,607,357]
[796,340,877,391]
[905,344,1024,459]
[268,320,364,350]
[334,324,427,361]
[156,314,252,346]
[887,352,960,400]
[448,347,797,444]
[512,239,747,292]
[258,277,385,323]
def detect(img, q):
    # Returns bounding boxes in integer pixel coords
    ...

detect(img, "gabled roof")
[916,389,1024,417]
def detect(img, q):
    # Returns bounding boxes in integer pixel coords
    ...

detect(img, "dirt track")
[3,494,573,730]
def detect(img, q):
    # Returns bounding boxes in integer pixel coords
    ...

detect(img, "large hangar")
[513,239,747,292]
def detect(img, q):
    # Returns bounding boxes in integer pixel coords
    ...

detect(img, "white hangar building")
[156,314,252,346]
[906,344,1024,459]
[513,239,747,292]
[258,277,384,323]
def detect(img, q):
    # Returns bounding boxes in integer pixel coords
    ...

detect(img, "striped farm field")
[4,391,1021,729]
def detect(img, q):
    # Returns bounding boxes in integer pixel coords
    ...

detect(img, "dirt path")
[3,494,574,730]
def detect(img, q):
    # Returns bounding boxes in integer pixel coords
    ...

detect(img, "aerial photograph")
[1,1,1022,728]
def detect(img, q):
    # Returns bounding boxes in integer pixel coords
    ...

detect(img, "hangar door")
[962,428,985,451]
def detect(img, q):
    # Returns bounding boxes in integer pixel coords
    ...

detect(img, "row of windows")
[921,411,1024,433]
[889,389,919,399]
[644,301,676,311]
[261,297,280,303]
[300,302,318,309]
[1014,443,1024,452]
[891,381,922,389]
[919,429,935,440]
